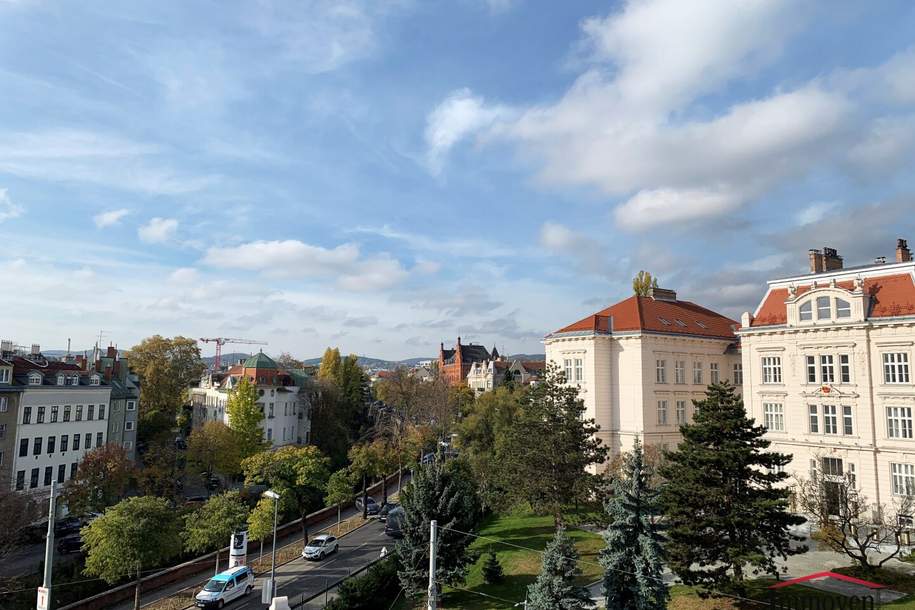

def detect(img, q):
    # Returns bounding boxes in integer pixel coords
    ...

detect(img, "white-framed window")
[823,405,838,435]
[676,400,687,425]
[806,356,817,383]
[840,355,851,384]
[892,463,915,496]
[90,374,100,386]
[0,396,7,412]
[657,400,668,426]
[573,358,583,382]
[817,296,831,320]
[710,363,720,384]
[70,375,80,386]
[884,353,910,384]
[124,421,135,431]
[123,441,133,450]
[675,361,685,384]
[808,405,819,433]
[656,360,667,384]
[563,359,572,382]
[887,406,913,439]
[763,403,785,431]
[28,372,42,386]
[836,298,851,318]
[733,363,743,385]
[762,356,782,384]
[266,428,273,441]
[821,355,835,384]
[822,457,844,480]
[843,405,854,435]
[693,361,703,385]
[56,374,65,386]
[0,368,9,383]
[126,400,137,411]
[799,300,813,321]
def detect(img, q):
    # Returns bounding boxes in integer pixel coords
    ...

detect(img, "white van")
[195,565,255,608]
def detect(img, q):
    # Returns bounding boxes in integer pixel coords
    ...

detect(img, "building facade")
[90,346,139,461]
[466,358,545,395]
[0,358,22,488]
[545,288,742,459]
[438,338,496,385]
[190,352,312,448]
[739,240,915,510]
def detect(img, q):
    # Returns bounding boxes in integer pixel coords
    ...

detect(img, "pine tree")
[527,526,594,610]
[600,437,668,610]
[481,548,503,584]
[659,382,806,593]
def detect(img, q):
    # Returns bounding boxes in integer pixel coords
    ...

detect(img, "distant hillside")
[301,355,433,369]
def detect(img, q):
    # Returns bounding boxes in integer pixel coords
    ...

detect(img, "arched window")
[799,300,813,321]
[836,298,851,318]
[817,296,831,320]
[29,372,42,386]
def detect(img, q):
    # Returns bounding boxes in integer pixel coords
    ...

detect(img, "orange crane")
[199,337,268,370]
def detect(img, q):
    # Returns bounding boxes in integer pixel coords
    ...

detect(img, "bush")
[481,548,503,584]
[325,557,400,610]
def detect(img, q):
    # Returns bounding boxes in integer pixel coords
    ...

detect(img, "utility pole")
[38,482,58,610]
[427,519,437,610]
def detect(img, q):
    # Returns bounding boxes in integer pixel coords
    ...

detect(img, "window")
[72,433,80,451]
[656,360,667,384]
[267,428,273,441]
[37,406,45,424]
[16,470,24,491]
[0,396,6,412]
[657,401,668,425]
[836,298,851,318]
[98,405,105,420]
[892,463,915,496]
[69,375,80,386]
[28,372,42,386]
[76,405,83,421]
[817,296,831,320]
[47,436,55,454]
[50,405,58,423]
[125,421,135,431]
[806,356,817,383]
[60,435,68,452]
[840,355,851,384]
[710,363,720,384]
[33,437,42,455]
[268,404,274,418]
[0,368,9,383]
[84,433,92,449]
[126,400,136,411]
[658,317,671,326]
[22,406,31,424]
[574,358,583,382]
[56,374,65,386]
[57,464,65,484]
[123,441,133,450]
[675,360,685,384]
[693,361,703,385]
[87,405,94,420]
[63,405,70,422]
[799,300,813,321]
[764,403,785,431]
[884,353,910,384]
[821,355,835,384]
[30,468,39,489]
[19,438,28,457]
[0,423,4,440]
[808,405,819,433]
[70,463,77,479]
[887,406,913,439]
[824,405,838,434]
[96,432,103,447]
[674,319,687,327]
[762,356,782,383]
[44,466,52,486]
[733,363,743,385]
[822,457,844,478]
[676,400,687,425]
[90,374,100,386]
[843,405,854,435]
[563,359,572,381]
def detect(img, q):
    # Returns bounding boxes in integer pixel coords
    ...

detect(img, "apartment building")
[0,358,22,488]
[738,240,915,509]
[466,358,545,395]
[90,346,139,461]
[545,287,742,459]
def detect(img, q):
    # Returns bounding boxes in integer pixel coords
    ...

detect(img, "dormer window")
[29,372,42,386]
[674,319,687,327]
[90,375,100,386]
[658,317,671,326]
[836,298,851,318]
[69,375,80,386]
[0,367,10,384]
[817,296,831,320]
[56,374,65,386]
[799,300,813,321]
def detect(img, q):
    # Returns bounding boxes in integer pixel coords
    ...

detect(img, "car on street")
[379,501,399,522]
[355,495,380,515]
[301,534,339,560]
[384,507,405,538]
[195,565,254,608]
[57,534,83,554]
[54,516,83,537]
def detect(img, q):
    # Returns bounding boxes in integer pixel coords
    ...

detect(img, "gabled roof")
[460,344,492,363]
[550,295,737,340]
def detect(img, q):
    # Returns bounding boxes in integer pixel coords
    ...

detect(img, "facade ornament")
[788,284,796,297]
[830,278,837,288]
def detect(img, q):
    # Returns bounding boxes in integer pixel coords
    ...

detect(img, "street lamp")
[263,490,281,602]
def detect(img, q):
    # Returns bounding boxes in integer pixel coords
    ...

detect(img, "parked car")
[54,516,83,537]
[195,565,254,608]
[384,507,405,538]
[301,534,339,561]
[57,534,83,554]
[355,495,380,515]
[379,501,399,522]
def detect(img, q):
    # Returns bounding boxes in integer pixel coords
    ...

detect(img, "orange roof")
[751,273,915,327]
[551,295,737,340]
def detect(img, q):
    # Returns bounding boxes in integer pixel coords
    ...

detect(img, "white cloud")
[615,186,748,230]
[351,224,516,258]
[168,267,199,284]
[794,202,839,227]
[0,188,24,222]
[93,208,129,228]
[539,222,616,278]
[424,88,512,174]
[138,217,179,243]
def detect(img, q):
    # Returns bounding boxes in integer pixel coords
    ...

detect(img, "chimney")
[823,247,843,271]
[897,238,912,263]
[457,336,461,346]
[647,287,678,302]
[107,346,117,359]
[875,256,887,265]
[808,249,824,273]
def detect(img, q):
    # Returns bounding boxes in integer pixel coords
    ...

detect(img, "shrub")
[481,548,503,584]
[325,557,400,610]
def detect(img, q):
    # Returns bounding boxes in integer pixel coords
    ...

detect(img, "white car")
[301,534,339,561]
[195,565,254,608]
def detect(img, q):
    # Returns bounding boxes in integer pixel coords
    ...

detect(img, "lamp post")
[263,490,280,602]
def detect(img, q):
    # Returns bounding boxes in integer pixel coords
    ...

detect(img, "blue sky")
[2,0,915,360]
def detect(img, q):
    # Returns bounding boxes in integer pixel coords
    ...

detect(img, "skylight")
[658,317,671,325]
[674,319,687,327]
[696,321,708,329]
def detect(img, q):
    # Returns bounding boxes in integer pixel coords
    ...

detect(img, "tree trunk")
[214,547,220,575]
[362,475,368,520]
[382,473,388,505]
[302,513,309,545]
[133,563,141,610]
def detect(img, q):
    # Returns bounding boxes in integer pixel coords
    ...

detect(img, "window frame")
[892,463,915,496]
[884,352,911,384]
[799,300,813,321]
[657,400,669,426]
[763,402,785,432]
[762,356,782,384]
[887,406,914,439]
[808,404,819,433]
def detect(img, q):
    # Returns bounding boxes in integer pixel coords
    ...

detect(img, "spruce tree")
[658,382,805,593]
[481,548,503,584]
[600,437,668,610]
[527,526,595,610]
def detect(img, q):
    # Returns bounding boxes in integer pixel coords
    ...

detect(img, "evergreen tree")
[600,437,668,610]
[658,382,805,593]
[527,526,594,610]
[395,459,480,599]
[481,548,503,584]
[226,377,268,460]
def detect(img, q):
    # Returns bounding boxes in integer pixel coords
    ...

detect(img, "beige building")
[545,288,742,459]
[739,240,915,510]
[466,358,546,395]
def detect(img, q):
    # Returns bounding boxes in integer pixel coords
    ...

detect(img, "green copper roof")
[243,352,278,370]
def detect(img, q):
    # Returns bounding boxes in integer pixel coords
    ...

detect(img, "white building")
[545,287,742,459]
[739,241,915,509]
[466,358,545,395]
[191,352,312,448]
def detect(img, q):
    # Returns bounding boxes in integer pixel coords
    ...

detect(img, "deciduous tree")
[318,347,342,381]
[527,526,594,610]
[632,271,659,296]
[184,491,250,575]
[136,441,182,502]
[64,444,134,515]
[227,377,268,460]
[0,489,40,560]
[247,496,279,564]
[187,421,241,487]
[276,352,305,370]
[325,467,356,533]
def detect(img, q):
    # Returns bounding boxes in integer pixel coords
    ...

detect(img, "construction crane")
[199,337,268,371]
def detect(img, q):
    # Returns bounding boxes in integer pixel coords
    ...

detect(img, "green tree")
[325,467,356,533]
[187,421,241,489]
[659,382,805,593]
[499,365,607,525]
[128,335,205,440]
[136,441,183,502]
[63,443,134,515]
[395,459,480,599]
[632,270,659,296]
[527,526,595,610]
[184,491,250,575]
[242,445,330,544]
[600,437,668,610]
[0,488,40,560]
[349,443,380,520]
[481,549,503,585]
[227,377,268,460]
[247,496,279,564]
[82,496,183,610]
[318,347,342,381]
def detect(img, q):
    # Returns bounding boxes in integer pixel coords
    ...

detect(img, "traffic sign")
[36,586,49,610]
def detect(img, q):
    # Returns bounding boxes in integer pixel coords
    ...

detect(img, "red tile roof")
[551,295,738,340]
[750,273,915,327]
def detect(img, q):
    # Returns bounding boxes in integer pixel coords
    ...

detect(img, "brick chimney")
[647,287,678,302]
[897,238,912,263]
[808,249,825,273]
[823,247,843,271]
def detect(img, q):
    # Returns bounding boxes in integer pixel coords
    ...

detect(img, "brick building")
[438,338,496,385]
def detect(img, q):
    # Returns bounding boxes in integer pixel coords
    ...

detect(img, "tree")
[632,271,659,297]
[374,368,425,492]
[187,422,241,488]
[128,335,205,440]
[396,459,480,599]
[242,445,330,544]
[349,443,381,520]
[276,352,305,370]
[600,437,668,610]
[526,526,594,610]
[659,382,805,593]
[794,467,913,573]
[136,441,183,502]
[325,467,356,533]
[247,496,279,564]
[498,365,607,525]
[318,347,342,381]
[481,549,503,585]
[64,444,134,515]
[82,496,182,610]
[184,491,250,575]
[227,377,268,460]
[0,489,40,560]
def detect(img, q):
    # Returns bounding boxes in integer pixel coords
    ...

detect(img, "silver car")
[301,534,339,561]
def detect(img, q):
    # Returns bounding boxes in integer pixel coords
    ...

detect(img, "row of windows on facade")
[761,403,915,441]
[655,361,742,386]
[18,401,135,425]
[808,456,915,499]
[26,371,103,386]
[656,399,696,426]
[798,296,852,322]
[264,426,309,444]
[17,431,110,458]
[15,462,78,490]
[760,352,910,384]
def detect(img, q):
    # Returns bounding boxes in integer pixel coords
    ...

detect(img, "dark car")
[54,517,83,537]
[384,507,405,538]
[379,501,399,522]
[57,534,83,554]
[355,496,380,515]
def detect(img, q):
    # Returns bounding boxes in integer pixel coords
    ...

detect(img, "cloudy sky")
[1,1,915,360]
